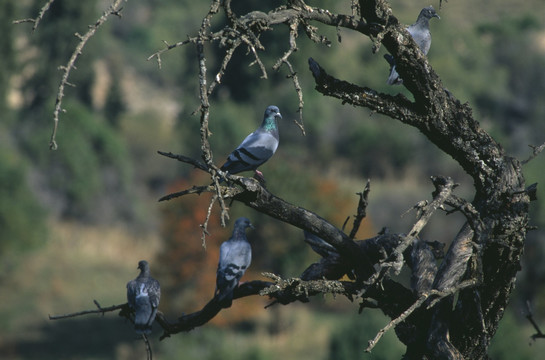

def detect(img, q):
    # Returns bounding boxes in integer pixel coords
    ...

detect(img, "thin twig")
[158,185,213,202]
[157,151,208,171]
[272,20,305,134]
[525,300,545,340]
[147,39,192,69]
[366,278,478,352]
[142,334,153,360]
[521,142,545,165]
[366,293,429,352]
[49,0,125,150]
[49,300,126,320]
[349,180,371,239]
[364,177,456,288]
[12,0,55,32]
[195,0,230,228]
[208,38,242,96]
[201,194,219,248]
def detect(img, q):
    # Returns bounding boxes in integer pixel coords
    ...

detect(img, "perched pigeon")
[220,105,282,181]
[215,217,254,308]
[126,260,161,335]
[386,6,440,85]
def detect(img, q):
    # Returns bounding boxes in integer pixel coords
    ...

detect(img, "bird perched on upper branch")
[126,260,161,335]
[386,6,440,85]
[215,217,254,308]
[220,105,282,182]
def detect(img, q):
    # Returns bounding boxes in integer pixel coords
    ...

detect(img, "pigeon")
[386,6,440,85]
[126,260,161,335]
[215,217,254,308]
[220,105,282,182]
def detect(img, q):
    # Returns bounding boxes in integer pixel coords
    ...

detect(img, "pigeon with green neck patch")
[220,105,282,182]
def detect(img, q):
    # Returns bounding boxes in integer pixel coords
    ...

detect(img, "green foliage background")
[1,0,545,359]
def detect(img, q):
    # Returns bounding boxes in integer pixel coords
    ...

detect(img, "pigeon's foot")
[253,170,266,185]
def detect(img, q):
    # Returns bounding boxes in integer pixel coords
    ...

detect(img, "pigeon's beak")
[276,112,282,120]
[434,13,440,19]
[249,223,255,230]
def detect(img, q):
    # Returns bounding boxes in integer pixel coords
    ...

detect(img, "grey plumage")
[386,6,440,85]
[126,260,161,335]
[215,217,254,308]
[220,105,282,180]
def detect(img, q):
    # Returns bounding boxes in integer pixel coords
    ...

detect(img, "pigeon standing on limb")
[386,6,440,85]
[215,217,254,308]
[126,260,161,335]
[220,105,282,182]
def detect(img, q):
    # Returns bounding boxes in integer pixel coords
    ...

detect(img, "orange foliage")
[158,171,376,326]
[314,178,375,240]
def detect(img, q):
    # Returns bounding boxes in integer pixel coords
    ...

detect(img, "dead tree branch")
[348,180,371,240]
[525,301,545,341]
[12,0,55,32]
[47,0,126,150]
[49,300,126,320]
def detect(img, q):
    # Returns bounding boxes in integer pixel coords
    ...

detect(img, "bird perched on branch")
[220,105,282,182]
[215,217,254,308]
[126,260,161,335]
[386,6,440,85]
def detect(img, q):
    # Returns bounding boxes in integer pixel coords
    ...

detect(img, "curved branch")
[12,0,55,32]
[49,0,125,150]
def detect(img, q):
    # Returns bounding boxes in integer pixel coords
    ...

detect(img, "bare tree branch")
[521,142,545,165]
[12,0,55,32]
[349,180,371,240]
[49,300,126,320]
[48,0,126,150]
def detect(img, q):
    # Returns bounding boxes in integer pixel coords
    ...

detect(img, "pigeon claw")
[253,170,266,185]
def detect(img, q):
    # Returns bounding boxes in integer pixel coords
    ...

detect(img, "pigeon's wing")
[147,278,161,309]
[126,279,138,309]
[218,239,252,277]
[387,65,402,85]
[408,24,432,54]
[222,131,278,174]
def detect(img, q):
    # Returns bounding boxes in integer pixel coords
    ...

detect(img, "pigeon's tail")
[384,54,403,86]
[134,308,157,334]
[133,298,157,334]
[386,67,403,85]
[134,323,153,335]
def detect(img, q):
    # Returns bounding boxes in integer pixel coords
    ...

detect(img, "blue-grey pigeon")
[215,217,254,308]
[386,6,440,85]
[126,260,161,335]
[220,105,282,181]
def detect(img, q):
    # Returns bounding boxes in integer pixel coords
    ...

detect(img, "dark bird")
[386,6,440,85]
[215,217,254,308]
[220,105,282,182]
[304,230,338,258]
[126,260,161,335]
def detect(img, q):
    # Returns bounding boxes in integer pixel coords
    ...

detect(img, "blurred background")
[1,0,544,359]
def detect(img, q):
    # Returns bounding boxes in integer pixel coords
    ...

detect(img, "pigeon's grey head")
[264,105,282,120]
[419,6,440,20]
[234,217,255,230]
[137,260,149,271]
